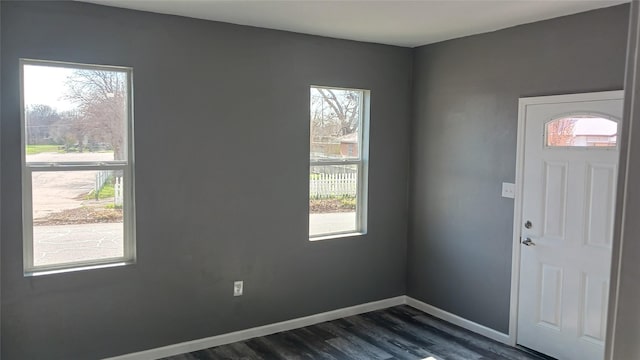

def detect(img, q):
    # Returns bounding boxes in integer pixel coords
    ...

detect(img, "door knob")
[521,237,536,246]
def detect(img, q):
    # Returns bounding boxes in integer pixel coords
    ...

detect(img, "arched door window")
[545,115,618,148]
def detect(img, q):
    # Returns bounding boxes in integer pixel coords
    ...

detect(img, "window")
[309,86,369,239]
[21,59,135,274]
[545,115,618,148]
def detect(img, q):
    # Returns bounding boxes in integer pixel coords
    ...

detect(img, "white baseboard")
[405,296,512,345]
[104,296,406,360]
[105,295,514,360]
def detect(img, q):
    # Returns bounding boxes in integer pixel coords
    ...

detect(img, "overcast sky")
[23,64,76,112]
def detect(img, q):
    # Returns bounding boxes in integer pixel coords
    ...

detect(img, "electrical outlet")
[234,281,243,296]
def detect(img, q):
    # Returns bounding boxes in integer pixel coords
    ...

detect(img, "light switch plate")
[502,182,515,199]
[234,281,243,296]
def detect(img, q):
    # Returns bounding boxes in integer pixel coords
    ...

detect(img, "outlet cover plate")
[234,281,243,296]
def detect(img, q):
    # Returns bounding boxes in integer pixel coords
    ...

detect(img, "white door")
[517,92,623,360]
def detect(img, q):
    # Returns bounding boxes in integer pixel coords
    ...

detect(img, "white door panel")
[517,96,622,360]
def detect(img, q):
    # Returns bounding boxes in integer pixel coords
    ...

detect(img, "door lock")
[524,220,532,229]
[521,237,536,246]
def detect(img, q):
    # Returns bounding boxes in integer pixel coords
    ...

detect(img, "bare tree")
[547,118,577,146]
[65,70,127,159]
[312,88,360,137]
[48,110,83,151]
[25,104,60,145]
[310,88,361,159]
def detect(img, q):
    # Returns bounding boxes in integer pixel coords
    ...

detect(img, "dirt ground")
[34,206,123,226]
[28,151,115,219]
[309,198,356,213]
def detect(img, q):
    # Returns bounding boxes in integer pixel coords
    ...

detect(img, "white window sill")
[309,232,366,242]
[25,261,133,277]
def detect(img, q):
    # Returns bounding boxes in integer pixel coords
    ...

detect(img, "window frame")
[20,58,136,275]
[309,85,370,240]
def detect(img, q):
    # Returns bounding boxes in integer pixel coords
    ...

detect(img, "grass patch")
[26,144,61,155]
[105,203,122,210]
[309,195,356,213]
[339,196,356,207]
[85,180,115,200]
[98,182,115,198]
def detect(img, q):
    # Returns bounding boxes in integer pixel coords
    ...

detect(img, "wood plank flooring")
[164,305,551,360]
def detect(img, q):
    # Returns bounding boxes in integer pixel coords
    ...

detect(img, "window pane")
[32,170,124,267]
[310,87,362,161]
[24,64,128,162]
[309,164,358,236]
[546,116,617,148]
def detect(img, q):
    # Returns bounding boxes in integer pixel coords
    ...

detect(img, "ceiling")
[81,0,628,47]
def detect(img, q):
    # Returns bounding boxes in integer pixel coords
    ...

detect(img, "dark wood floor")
[164,305,549,360]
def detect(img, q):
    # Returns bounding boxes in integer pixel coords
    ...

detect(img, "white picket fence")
[310,172,357,198]
[95,170,123,206]
[95,170,110,193]
[114,177,123,206]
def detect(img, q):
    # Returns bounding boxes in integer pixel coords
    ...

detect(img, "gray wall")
[607,1,640,359]
[407,5,630,333]
[0,2,412,359]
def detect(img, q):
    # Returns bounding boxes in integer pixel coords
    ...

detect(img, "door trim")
[508,90,625,347]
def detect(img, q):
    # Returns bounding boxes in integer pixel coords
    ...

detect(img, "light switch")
[502,182,515,199]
